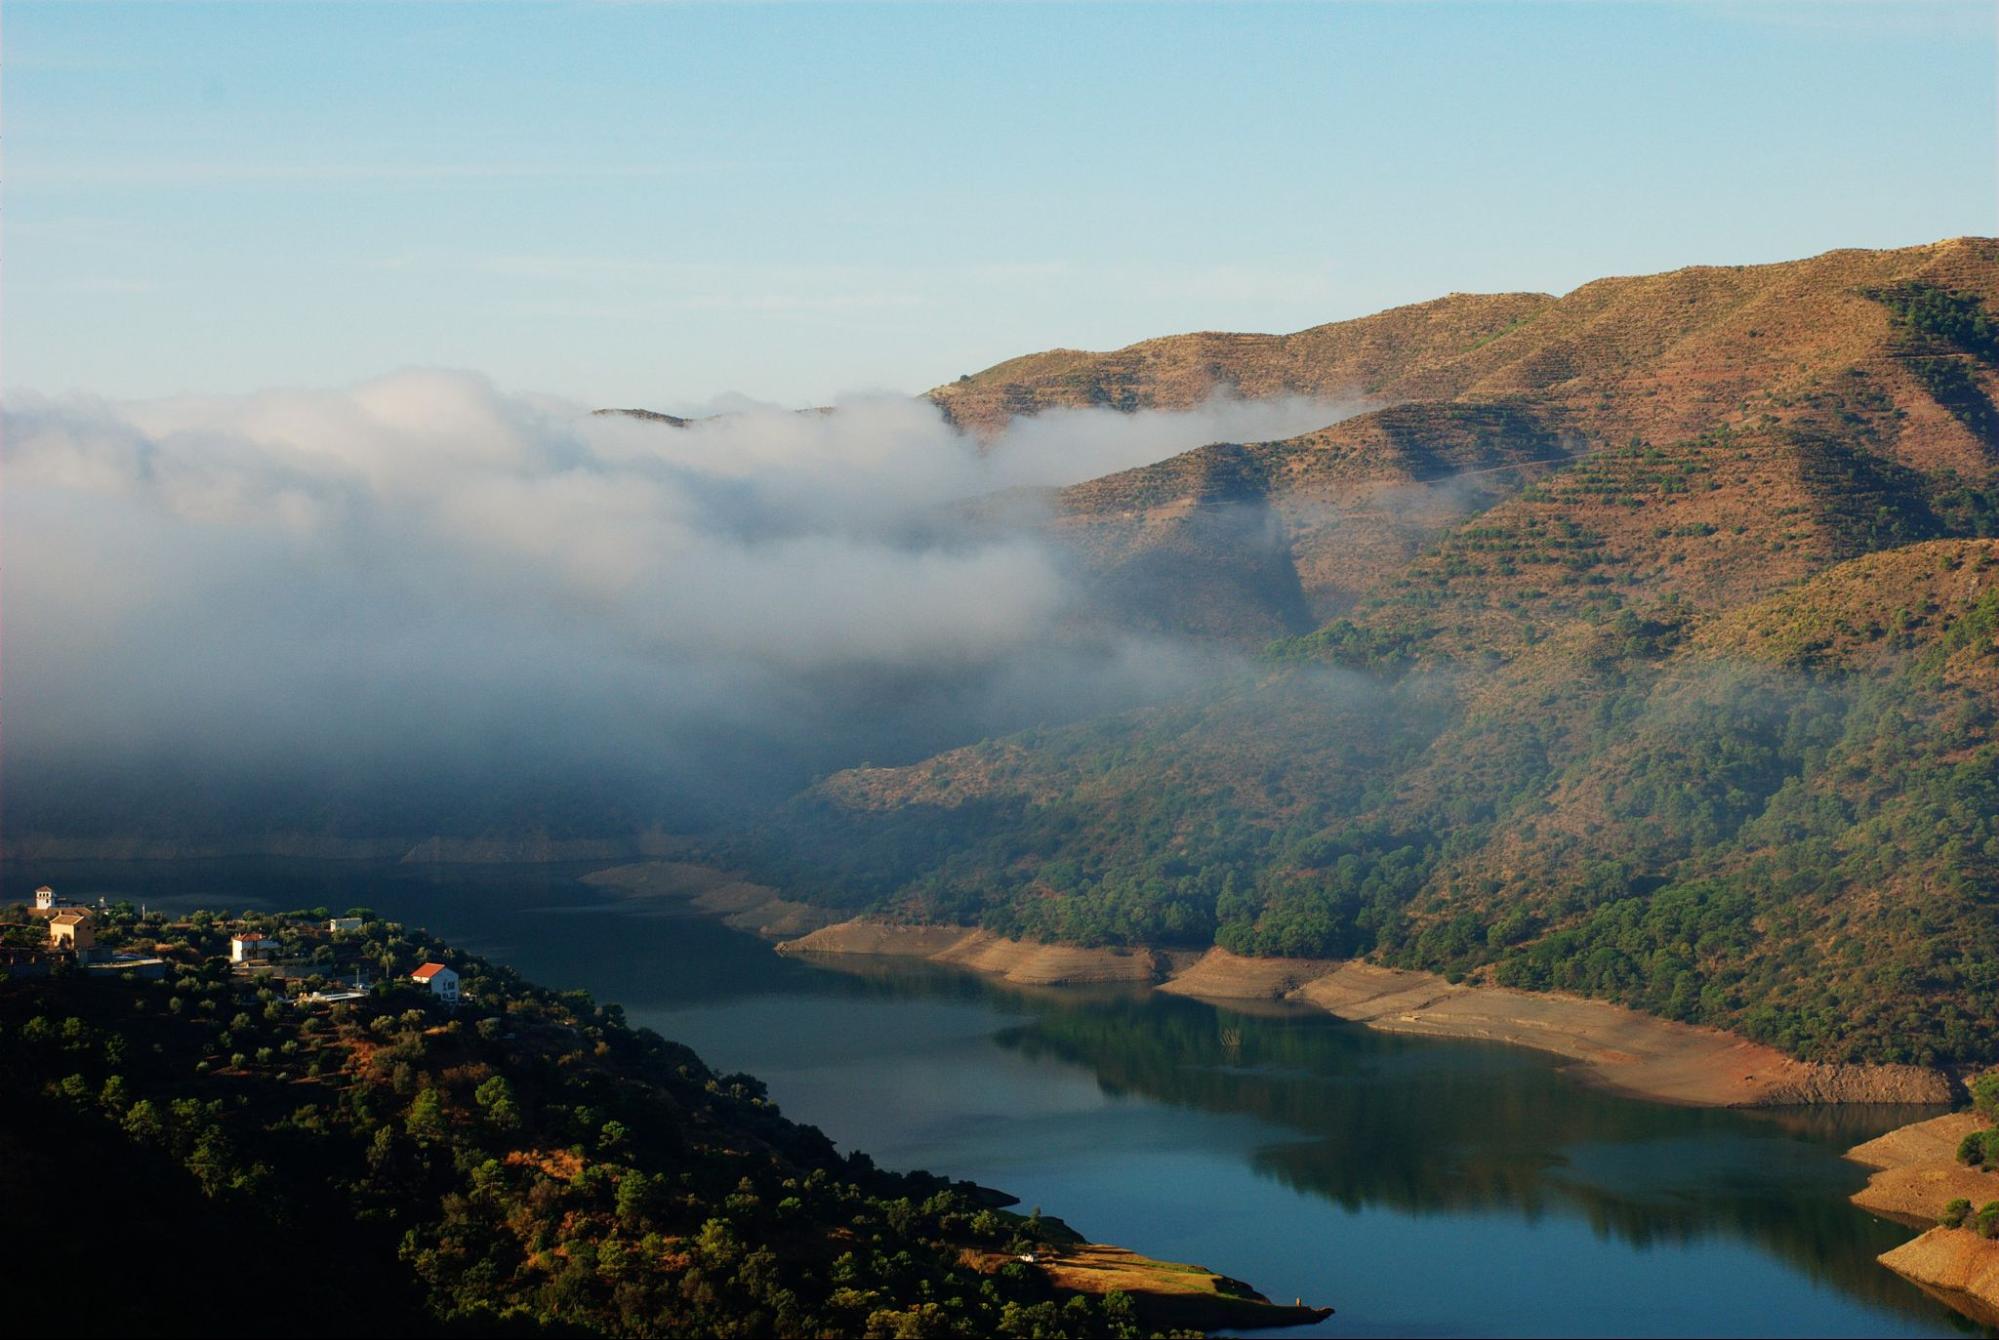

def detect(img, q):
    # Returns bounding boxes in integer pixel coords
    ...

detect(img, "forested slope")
[742,240,1999,1067]
[1,908,1170,1338]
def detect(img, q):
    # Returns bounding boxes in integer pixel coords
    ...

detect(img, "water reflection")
[801,956,1950,1323]
[15,859,1973,1336]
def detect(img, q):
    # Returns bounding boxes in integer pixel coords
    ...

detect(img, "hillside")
[928,291,1558,435]
[935,238,1998,450]
[0,905,1325,1336]
[735,239,1999,1069]
[995,239,1999,647]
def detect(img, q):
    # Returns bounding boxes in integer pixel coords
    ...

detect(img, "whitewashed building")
[411,962,460,1005]
[231,932,274,963]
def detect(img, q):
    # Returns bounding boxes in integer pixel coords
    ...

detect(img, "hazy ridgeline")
[1,374,1352,842]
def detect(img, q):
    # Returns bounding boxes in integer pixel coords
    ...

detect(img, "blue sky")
[8,1,1995,409]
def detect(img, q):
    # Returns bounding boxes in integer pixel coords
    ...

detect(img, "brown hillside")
[1012,239,1999,646]
[1046,443,1314,643]
[936,237,1999,449]
[930,291,1554,435]
[745,239,1999,1069]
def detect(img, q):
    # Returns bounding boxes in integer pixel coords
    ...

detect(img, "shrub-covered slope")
[0,908,1172,1338]
[1012,239,1999,647]
[742,241,1999,1068]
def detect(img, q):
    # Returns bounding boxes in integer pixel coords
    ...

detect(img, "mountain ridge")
[734,237,1999,1068]
[963,237,1999,649]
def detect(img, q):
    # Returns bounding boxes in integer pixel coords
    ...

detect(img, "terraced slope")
[1011,239,1999,646]
[934,237,1998,453]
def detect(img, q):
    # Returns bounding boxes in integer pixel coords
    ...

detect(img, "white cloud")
[2,371,1359,834]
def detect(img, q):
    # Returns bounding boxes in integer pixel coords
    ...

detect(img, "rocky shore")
[778,919,1955,1108]
[1847,1111,1999,1326]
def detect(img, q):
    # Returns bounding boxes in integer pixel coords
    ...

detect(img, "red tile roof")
[411,962,451,980]
[232,932,267,943]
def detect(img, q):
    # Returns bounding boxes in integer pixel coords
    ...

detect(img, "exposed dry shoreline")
[963,1239,1331,1331]
[1847,1111,1992,1226]
[1846,1112,1999,1326]
[597,866,1979,1324]
[579,861,839,939]
[575,867,1333,1328]
[11,847,1957,1108]
[779,919,1955,1108]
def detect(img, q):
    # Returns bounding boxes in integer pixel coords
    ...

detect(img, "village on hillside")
[2,885,462,1008]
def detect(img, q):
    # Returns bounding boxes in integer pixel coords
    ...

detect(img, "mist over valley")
[8,5,1998,1333]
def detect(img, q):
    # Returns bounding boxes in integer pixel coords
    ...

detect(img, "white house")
[34,885,57,912]
[326,917,364,933]
[411,962,460,1005]
[231,932,274,963]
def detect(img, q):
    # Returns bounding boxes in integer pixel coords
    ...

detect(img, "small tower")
[34,886,56,912]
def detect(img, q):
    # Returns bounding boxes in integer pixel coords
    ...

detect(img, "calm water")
[16,859,1979,1338]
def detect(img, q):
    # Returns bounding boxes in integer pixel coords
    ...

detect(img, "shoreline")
[578,860,839,939]
[967,1237,1332,1332]
[17,853,1960,1324]
[554,866,1338,1328]
[27,850,1947,1111]
[778,918,1956,1109]
[1845,1112,1999,1328]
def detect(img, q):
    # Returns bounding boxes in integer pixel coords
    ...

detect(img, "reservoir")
[14,858,1968,1338]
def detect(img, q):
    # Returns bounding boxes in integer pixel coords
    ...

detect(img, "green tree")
[1972,1073,1999,1123]
[473,1074,521,1132]
[1975,1202,1999,1239]
[406,1087,448,1143]
[122,1098,166,1146]
[615,1171,659,1229]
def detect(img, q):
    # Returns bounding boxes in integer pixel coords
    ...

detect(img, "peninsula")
[0,897,1328,1336]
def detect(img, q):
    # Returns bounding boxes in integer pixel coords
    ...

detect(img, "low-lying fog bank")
[2,372,1356,845]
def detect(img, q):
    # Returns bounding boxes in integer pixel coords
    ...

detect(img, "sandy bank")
[581,861,837,939]
[935,934,1172,986]
[1156,945,1340,1000]
[1846,1110,1994,1224]
[1850,1111,1989,1171]
[778,919,976,957]
[1846,1111,1999,1327]
[962,1241,1331,1331]
[1294,962,1952,1107]
[783,919,1954,1108]
[778,918,1170,985]
[1877,1229,1999,1328]
[1293,962,1797,1104]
